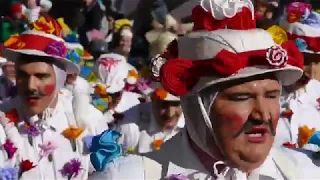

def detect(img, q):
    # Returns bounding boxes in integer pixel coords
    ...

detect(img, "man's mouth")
[26,96,41,105]
[244,126,269,143]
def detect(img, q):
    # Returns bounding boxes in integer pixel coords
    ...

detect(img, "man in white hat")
[89,0,320,179]
[93,54,141,125]
[116,87,185,154]
[0,21,108,179]
[0,56,17,101]
[275,2,320,151]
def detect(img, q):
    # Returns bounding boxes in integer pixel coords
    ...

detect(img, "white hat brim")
[3,48,79,73]
[193,65,302,93]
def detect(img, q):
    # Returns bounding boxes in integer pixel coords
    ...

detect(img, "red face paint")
[224,113,246,133]
[43,84,56,96]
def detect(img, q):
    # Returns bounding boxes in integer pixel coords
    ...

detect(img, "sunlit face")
[209,74,281,172]
[118,35,132,55]
[16,59,57,116]
[152,97,183,129]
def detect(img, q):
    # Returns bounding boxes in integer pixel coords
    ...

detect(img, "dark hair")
[16,54,67,71]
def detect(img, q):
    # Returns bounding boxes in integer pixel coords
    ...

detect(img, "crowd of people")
[0,0,318,179]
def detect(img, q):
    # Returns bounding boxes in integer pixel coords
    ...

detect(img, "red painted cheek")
[43,84,56,95]
[222,113,246,132]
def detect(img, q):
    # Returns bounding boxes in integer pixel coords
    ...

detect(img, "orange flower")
[95,84,108,96]
[153,139,164,150]
[154,88,168,100]
[4,35,26,49]
[128,70,139,79]
[298,126,316,147]
[5,109,18,124]
[62,126,84,140]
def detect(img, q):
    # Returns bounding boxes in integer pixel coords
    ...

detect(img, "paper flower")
[154,88,168,100]
[95,84,108,96]
[86,72,98,83]
[266,45,288,68]
[4,109,18,124]
[167,174,189,180]
[20,160,36,173]
[153,139,164,150]
[92,98,109,112]
[3,139,17,159]
[32,16,62,36]
[283,142,297,148]
[302,11,320,28]
[298,126,316,148]
[281,109,294,119]
[286,2,311,23]
[150,54,166,81]
[45,41,68,58]
[66,49,81,64]
[39,141,57,158]
[60,159,82,179]
[64,33,78,43]
[21,124,41,137]
[90,130,122,172]
[62,126,84,140]
[4,35,25,49]
[295,38,308,52]
[0,167,18,180]
[266,25,288,45]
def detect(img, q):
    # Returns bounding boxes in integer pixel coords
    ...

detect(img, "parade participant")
[111,28,133,59]
[93,54,140,124]
[0,46,17,101]
[275,2,320,150]
[0,18,108,179]
[117,88,184,154]
[89,0,320,179]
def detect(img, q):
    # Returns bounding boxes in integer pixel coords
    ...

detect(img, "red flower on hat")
[266,45,288,68]
[32,16,62,36]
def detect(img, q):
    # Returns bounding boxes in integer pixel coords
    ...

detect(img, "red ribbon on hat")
[160,41,303,96]
[287,33,320,53]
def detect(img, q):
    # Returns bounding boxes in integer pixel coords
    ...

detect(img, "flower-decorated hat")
[150,0,303,97]
[96,54,130,93]
[3,16,79,73]
[280,2,320,54]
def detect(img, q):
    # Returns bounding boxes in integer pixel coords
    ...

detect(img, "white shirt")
[116,102,185,153]
[275,79,320,150]
[0,92,108,179]
[89,130,320,179]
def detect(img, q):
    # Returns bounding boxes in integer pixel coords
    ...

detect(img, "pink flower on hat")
[45,41,67,58]
[266,45,288,68]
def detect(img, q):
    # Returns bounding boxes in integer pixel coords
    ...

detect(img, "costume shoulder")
[0,97,19,112]
[88,154,161,180]
[279,147,320,179]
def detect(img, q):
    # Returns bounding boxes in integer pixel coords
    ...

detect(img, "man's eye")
[227,94,251,101]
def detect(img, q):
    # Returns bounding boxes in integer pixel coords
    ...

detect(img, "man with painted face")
[0,20,109,179]
[89,0,320,179]
[115,88,185,153]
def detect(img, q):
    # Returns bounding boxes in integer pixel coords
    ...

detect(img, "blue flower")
[302,11,320,28]
[90,130,122,172]
[308,131,320,146]
[295,38,308,51]
[66,50,81,64]
[92,98,109,112]
[80,66,93,78]
[0,167,18,180]
[64,33,79,43]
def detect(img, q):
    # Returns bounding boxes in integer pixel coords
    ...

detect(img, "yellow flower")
[153,139,164,150]
[128,70,139,79]
[298,125,315,148]
[266,25,288,45]
[62,126,84,140]
[95,84,108,96]
[57,18,71,35]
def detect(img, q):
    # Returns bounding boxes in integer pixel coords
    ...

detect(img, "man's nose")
[251,98,271,122]
[27,76,38,91]
[166,106,176,117]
